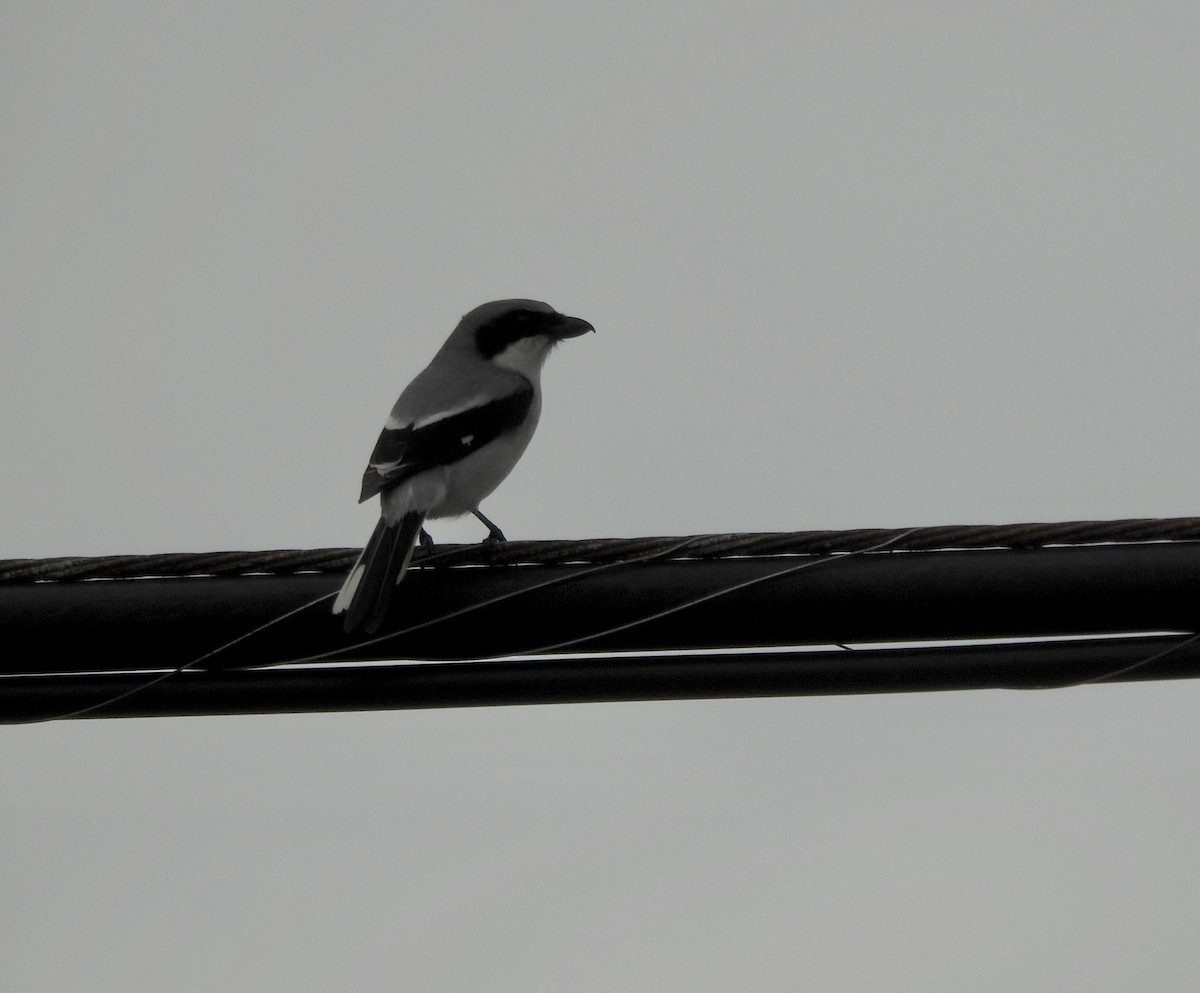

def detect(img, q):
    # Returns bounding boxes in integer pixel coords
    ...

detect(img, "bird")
[333,299,594,634]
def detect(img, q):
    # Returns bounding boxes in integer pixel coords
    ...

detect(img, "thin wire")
[18,592,339,724]
[1059,630,1200,688]
[15,540,491,723]
[14,538,704,723]
[494,527,925,660]
[275,536,707,667]
[11,527,873,719]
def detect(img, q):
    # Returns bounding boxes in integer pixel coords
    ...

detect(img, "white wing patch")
[383,395,493,431]
[369,458,410,473]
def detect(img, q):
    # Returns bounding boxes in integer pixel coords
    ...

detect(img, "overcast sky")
[4,2,1200,990]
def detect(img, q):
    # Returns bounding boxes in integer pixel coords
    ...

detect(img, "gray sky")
[4,2,1200,989]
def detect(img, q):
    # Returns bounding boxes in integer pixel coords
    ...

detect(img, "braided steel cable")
[4,516,1200,584]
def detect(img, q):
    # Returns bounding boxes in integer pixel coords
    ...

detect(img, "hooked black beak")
[551,313,595,340]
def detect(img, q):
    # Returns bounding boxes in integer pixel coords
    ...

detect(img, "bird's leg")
[419,528,436,553]
[472,508,507,544]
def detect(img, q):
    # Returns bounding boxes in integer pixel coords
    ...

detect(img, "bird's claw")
[472,509,507,544]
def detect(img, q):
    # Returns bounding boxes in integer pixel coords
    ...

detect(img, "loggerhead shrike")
[333,299,594,633]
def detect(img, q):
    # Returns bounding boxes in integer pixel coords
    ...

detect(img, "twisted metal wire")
[4,516,1200,584]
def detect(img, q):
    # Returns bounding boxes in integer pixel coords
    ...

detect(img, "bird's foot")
[472,509,507,544]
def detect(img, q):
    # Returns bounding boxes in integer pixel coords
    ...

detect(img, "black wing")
[358,385,535,502]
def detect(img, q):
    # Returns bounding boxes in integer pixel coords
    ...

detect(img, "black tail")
[333,511,426,634]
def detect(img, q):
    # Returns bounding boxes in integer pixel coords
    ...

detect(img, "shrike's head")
[449,299,594,379]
